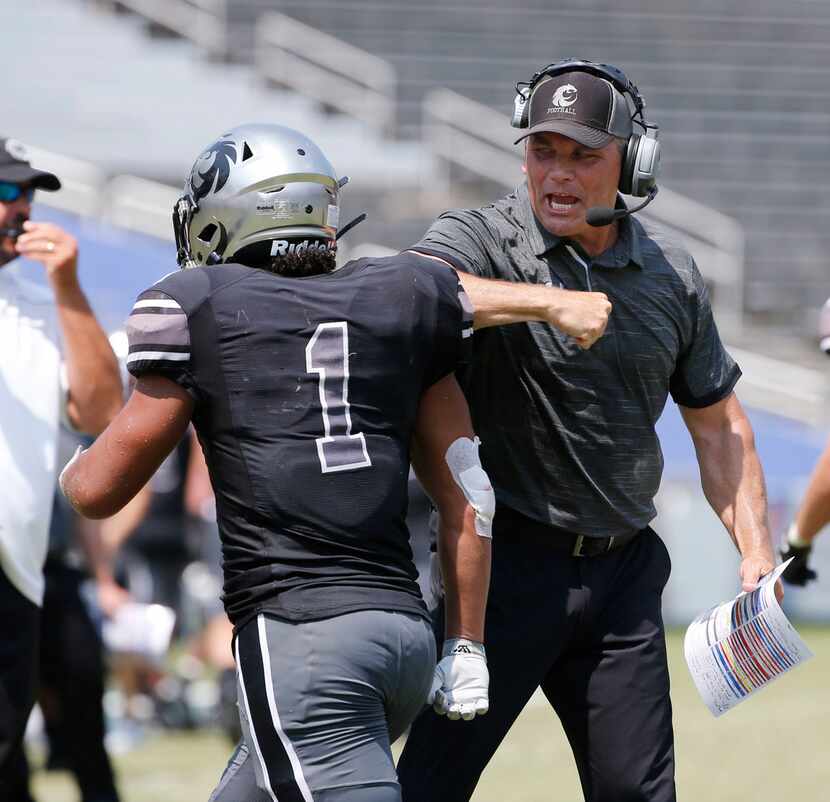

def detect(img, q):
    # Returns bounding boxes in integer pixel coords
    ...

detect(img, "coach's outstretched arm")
[60,375,194,519]
[411,373,492,721]
[456,271,611,347]
[408,250,611,349]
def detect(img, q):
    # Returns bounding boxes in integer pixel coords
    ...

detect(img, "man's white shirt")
[0,264,68,605]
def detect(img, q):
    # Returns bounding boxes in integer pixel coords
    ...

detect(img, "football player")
[778,296,830,586]
[60,124,492,802]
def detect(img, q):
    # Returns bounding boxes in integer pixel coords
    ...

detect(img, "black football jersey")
[126,254,472,627]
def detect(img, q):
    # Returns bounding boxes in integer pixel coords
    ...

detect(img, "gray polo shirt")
[411,183,740,538]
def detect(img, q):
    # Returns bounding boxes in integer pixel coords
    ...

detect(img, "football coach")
[397,60,779,802]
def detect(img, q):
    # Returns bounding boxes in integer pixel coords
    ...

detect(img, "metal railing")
[255,12,397,135]
[104,0,227,55]
[422,88,522,199]
[24,147,108,220]
[26,146,177,241]
[728,347,829,427]
[106,176,180,240]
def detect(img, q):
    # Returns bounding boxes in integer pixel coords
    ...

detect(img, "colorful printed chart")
[684,560,813,717]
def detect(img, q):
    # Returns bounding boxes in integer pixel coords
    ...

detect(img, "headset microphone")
[586,186,659,228]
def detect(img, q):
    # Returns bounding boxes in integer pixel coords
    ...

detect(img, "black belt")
[494,504,641,557]
[565,531,639,557]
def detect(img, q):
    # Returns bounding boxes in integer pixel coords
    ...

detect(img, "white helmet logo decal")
[551,85,578,108]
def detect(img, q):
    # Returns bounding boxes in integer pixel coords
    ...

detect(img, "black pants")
[0,564,39,802]
[398,508,676,802]
[36,560,120,802]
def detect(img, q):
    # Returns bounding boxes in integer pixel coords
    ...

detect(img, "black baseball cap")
[514,71,633,148]
[0,137,61,190]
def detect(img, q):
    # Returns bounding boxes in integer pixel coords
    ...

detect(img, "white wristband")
[442,638,486,660]
[787,523,811,549]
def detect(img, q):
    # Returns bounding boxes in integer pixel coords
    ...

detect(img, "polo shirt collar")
[520,183,644,269]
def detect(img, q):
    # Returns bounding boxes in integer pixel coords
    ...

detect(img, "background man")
[778,296,830,585]
[0,137,122,800]
[60,124,493,802]
[397,61,778,802]
[781,446,829,586]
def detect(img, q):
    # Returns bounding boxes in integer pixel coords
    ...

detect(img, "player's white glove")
[428,638,489,720]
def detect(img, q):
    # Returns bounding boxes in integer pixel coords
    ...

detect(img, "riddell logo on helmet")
[270,239,333,257]
[548,84,578,115]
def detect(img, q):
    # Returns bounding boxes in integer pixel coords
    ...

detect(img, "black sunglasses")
[0,182,34,203]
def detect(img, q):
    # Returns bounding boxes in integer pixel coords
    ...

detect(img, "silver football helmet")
[173,123,346,268]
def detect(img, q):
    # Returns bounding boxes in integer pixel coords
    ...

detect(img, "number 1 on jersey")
[306,322,372,474]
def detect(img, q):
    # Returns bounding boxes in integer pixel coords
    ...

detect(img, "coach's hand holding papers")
[684,560,811,717]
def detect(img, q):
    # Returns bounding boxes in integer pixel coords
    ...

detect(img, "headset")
[511,58,661,199]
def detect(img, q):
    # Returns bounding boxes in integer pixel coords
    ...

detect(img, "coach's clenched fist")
[545,287,612,349]
[448,268,611,347]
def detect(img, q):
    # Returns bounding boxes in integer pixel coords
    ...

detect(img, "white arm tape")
[445,437,495,538]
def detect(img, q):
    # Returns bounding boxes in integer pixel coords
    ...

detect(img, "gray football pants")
[210,610,435,802]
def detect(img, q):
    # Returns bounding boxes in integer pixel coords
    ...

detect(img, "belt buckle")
[572,535,617,557]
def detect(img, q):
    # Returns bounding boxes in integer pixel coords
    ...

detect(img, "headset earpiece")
[511,86,531,129]
[619,134,640,196]
[621,135,661,197]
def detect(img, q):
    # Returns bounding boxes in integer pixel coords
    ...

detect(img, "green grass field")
[31,627,830,802]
